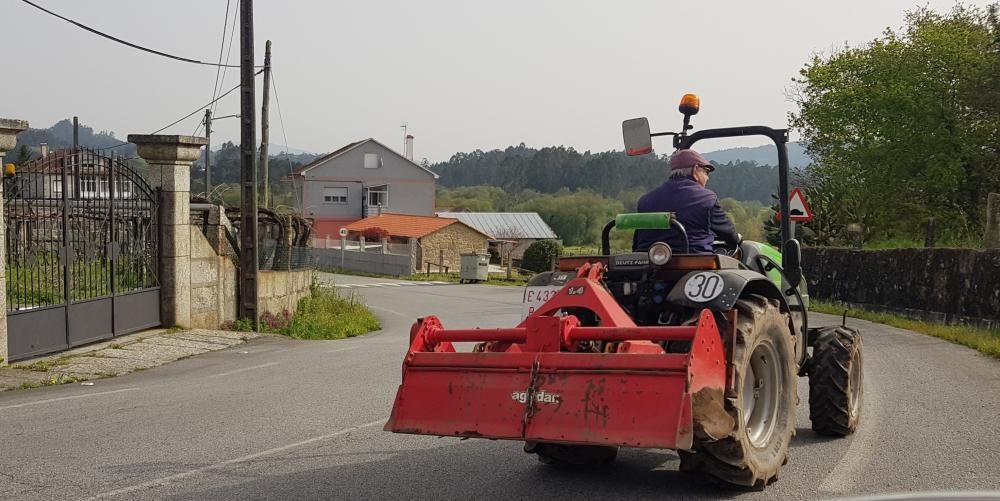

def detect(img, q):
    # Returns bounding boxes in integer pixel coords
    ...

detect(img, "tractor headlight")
[648,242,672,266]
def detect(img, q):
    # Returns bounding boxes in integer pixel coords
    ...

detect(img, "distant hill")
[704,143,812,168]
[9,120,317,165]
[11,119,137,159]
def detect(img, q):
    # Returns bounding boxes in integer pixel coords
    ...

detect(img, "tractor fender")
[665,269,790,314]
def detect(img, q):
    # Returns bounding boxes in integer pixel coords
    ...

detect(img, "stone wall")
[802,248,1000,328]
[190,227,238,329]
[419,224,489,271]
[190,210,315,329]
[259,269,314,317]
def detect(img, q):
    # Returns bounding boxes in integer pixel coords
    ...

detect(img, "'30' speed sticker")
[684,272,725,302]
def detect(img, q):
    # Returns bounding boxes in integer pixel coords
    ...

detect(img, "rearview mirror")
[623,118,653,156]
[782,239,802,288]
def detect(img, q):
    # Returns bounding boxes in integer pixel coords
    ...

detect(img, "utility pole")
[239,0,259,328]
[259,40,272,208]
[203,109,212,193]
[72,116,80,197]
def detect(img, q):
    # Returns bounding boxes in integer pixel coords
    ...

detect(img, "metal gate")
[4,148,160,361]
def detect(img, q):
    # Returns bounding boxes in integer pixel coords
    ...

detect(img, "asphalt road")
[2,273,1000,500]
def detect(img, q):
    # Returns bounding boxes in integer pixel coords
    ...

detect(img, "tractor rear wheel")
[680,295,797,489]
[526,442,618,468]
[808,326,863,436]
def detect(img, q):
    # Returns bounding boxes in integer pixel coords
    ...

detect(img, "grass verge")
[812,301,1000,358]
[260,286,381,340]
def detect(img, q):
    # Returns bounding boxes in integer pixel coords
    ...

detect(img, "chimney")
[40,142,49,158]
[404,134,414,161]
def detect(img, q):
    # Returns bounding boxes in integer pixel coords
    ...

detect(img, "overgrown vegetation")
[812,301,1000,359]
[265,286,381,340]
[790,4,1000,245]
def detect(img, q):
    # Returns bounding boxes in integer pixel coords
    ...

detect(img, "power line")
[195,0,233,138]
[209,0,233,104]
[214,0,242,115]
[19,0,260,68]
[269,70,291,158]
[151,70,262,135]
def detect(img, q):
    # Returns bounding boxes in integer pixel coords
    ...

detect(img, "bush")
[277,287,381,340]
[521,240,563,273]
[361,227,390,241]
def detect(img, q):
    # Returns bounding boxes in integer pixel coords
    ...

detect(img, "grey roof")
[435,212,558,240]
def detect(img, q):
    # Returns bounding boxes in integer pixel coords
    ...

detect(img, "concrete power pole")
[239,0,259,328]
[259,40,272,209]
[204,109,212,193]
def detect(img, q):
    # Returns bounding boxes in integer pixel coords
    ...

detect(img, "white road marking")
[82,418,386,500]
[324,346,360,354]
[430,281,451,285]
[374,282,402,287]
[818,372,881,493]
[368,305,409,318]
[209,362,279,378]
[0,388,138,411]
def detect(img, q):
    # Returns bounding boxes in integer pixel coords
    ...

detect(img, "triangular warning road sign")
[776,188,814,222]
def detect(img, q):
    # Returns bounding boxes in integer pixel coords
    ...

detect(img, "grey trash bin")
[459,253,490,283]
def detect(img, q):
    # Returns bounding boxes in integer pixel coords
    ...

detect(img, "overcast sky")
[4,0,991,162]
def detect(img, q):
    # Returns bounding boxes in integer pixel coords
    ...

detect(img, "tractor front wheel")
[808,326,863,436]
[680,295,797,489]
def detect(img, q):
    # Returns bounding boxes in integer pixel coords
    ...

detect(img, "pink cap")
[670,149,714,172]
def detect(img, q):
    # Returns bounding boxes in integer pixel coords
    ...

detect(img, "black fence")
[3,148,161,360]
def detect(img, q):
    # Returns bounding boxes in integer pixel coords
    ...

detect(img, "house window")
[52,178,63,197]
[364,153,381,169]
[80,175,97,197]
[323,187,348,204]
[99,178,109,197]
[115,179,133,198]
[366,185,388,208]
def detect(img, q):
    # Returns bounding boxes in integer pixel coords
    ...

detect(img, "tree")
[790,4,1000,242]
[522,240,563,273]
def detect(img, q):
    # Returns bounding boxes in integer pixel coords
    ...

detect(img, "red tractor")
[384,95,864,489]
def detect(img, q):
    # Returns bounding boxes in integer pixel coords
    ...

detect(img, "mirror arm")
[650,131,679,138]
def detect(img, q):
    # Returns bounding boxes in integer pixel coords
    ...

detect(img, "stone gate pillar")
[128,134,207,328]
[0,119,28,364]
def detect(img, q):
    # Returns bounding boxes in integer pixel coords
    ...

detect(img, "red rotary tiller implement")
[385,95,864,489]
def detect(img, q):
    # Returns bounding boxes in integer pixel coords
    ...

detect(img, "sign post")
[339,227,348,268]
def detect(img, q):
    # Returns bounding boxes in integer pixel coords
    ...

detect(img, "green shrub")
[521,240,563,273]
[277,287,381,340]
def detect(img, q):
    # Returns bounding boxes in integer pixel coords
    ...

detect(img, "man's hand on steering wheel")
[713,233,743,258]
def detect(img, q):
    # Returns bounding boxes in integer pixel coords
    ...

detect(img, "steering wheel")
[713,235,743,260]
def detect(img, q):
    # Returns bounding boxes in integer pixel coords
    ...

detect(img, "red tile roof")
[345,213,485,239]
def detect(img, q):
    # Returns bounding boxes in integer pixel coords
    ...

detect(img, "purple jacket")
[632,178,740,254]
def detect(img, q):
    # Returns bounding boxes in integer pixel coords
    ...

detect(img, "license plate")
[522,285,564,319]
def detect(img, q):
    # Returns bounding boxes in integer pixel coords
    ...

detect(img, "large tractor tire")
[808,326,863,436]
[680,295,798,489]
[526,442,618,468]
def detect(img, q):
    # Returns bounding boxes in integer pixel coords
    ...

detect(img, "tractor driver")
[632,149,742,254]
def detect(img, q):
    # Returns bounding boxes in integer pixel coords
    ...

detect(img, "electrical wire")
[213,0,242,115]
[150,70,262,135]
[269,70,291,158]
[19,0,260,68]
[195,0,235,137]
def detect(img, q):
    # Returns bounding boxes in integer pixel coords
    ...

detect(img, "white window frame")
[323,186,348,204]
[52,177,63,197]
[115,178,133,198]
[366,185,388,209]
[364,153,381,169]
[80,175,98,198]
